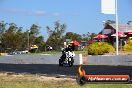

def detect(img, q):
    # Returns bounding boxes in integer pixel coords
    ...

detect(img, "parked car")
[8,50,29,55]
[21,50,29,54]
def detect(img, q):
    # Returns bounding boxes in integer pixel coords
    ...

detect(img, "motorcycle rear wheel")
[59,59,63,66]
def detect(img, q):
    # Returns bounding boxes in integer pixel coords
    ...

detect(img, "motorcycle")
[59,49,75,67]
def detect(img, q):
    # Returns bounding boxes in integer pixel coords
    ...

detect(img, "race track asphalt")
[0,64,132,79]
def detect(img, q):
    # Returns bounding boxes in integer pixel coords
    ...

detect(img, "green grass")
[17,51,83,56]
[15,51,61,56]
[0,74,132,88]
[42,51,61,54]
[41,51,82,54]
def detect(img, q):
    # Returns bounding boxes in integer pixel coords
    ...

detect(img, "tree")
[72,33,82,42]
[65,32,74,39]
[34,36,44,44]
[46,21,66,51]
[2,23,20,52]
[0,21,7,36]
[0,21,45,53]
[29,24,41,46]
[20,31,29,50]
[0,21,7,52]
[65,32,82,42]
[30,24,40,36]
[15,27,25,50]
[89,33,96,40]
[82,33,88,41]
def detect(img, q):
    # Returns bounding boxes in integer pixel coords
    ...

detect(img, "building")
[101,23,132,36]
[99,23,132,47]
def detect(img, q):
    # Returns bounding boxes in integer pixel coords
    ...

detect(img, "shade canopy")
[128,32,132,34]
[94,34,108,39]
[111,32,127,37]
[73,40,80,46]
[70,40,80,46]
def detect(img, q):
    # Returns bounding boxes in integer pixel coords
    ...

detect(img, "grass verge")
[0,73,132,88]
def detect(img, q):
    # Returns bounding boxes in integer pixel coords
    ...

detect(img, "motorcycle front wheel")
[68,58,74,67]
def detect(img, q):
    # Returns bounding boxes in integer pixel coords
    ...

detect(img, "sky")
[0,0,132,40]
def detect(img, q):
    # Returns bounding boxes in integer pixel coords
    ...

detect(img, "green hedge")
[87,42,115,55]
[123,39,132,51]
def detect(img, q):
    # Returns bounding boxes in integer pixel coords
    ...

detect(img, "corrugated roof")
[109,23,132,32]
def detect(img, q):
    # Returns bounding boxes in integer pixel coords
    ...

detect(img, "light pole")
[115,0,119,55]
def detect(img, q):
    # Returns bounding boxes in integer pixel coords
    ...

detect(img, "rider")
[61,44,73,61]
[66,44,73,52]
